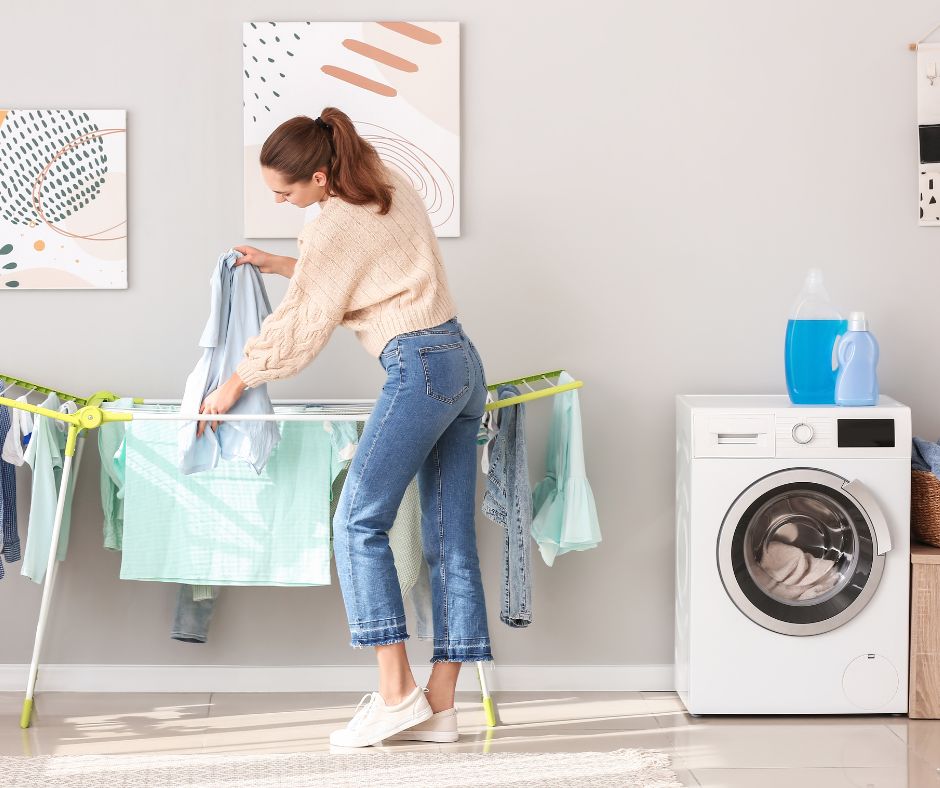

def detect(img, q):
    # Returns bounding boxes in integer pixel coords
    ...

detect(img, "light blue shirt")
[21,393,79,583]
[99,398,134,550]
[179,250,281,475]
[531,371,601,566]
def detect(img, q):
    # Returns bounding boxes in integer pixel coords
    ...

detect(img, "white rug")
[0,748,682,787]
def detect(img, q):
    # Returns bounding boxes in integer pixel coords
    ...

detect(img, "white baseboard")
[0,664,674,693]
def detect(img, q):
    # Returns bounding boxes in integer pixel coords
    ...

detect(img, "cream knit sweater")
[235,167,457,389]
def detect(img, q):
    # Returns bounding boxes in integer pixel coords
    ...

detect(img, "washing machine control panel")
[689,399,909,459]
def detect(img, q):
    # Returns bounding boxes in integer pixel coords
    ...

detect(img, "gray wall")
[1,0,936,672]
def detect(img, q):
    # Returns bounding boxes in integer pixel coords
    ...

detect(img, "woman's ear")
[313,170,328,188]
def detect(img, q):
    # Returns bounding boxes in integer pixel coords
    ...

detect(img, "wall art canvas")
[0,109,127,289]
[243,21,460,238]
[918,44,940,225]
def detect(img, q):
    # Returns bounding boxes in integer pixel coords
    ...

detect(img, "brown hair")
[259,107,394,214]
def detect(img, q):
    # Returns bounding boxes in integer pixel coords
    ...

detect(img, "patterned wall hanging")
[243,22,460,239]
[0,109,127,289]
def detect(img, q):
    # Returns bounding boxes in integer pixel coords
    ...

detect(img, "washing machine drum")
[718,468,889,636]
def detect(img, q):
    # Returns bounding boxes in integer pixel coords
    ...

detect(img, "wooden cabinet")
[910,544,940,719]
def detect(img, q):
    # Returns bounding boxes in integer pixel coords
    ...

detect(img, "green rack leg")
[19,698,32,730]
[476,661,499,728]
[482,696,497,728]
[20,423,84,729]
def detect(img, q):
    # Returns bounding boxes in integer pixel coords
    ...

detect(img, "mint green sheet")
[118,410,356,586]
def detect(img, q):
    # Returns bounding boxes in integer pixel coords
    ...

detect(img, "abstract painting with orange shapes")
[0,109,127,290]
[243,22,460,238]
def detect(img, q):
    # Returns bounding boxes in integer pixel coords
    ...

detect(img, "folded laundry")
[913,437,940,477]
[758,539,840,602]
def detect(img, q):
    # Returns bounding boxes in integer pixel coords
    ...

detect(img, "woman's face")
[261,166,329,208]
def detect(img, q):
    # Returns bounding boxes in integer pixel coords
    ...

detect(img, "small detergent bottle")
[834,312,879,407]
[785,269,847,405]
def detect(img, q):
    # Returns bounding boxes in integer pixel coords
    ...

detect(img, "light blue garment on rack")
[121,409,357,586]
[98,398,134,551]
[530,371,601,566]
[21,393,79,583]
[179,249,280,475]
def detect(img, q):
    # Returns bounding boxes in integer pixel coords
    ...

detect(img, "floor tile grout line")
[882,721,906,745]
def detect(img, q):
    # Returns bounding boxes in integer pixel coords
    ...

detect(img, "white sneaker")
[329,686,433,748]
[387,707,459,743]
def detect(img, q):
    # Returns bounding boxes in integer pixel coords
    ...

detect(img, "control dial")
[792,422,815,445]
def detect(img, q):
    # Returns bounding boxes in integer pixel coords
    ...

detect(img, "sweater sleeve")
[235,244,344,389]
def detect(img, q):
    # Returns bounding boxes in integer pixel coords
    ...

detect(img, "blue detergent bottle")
[835,312,879,406]
[784,269,846,404]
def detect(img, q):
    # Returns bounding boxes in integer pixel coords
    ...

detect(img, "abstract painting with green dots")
[0,109,127,289]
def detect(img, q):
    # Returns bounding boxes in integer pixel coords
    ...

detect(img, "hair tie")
[314,116,332,133]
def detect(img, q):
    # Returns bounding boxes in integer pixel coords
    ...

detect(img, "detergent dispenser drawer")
[693,413,775,458]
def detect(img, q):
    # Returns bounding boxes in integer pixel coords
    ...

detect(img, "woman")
[198,107,492,748]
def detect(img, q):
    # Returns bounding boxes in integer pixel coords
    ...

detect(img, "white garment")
[179,249,281,475]
[387,478,433,640]
[759,540,839,602]
[480,405,500,475]
[53,400,78,434]
[1,395,33,466]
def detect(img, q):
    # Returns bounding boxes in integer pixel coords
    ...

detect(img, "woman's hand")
[197,373,247,438]
[233,246,296,278]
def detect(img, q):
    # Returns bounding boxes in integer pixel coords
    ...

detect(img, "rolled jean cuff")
[349,616,408,648]
[431,639,493,663]
[171,631,208,644]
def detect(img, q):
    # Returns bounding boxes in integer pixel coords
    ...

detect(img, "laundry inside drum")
[742,490,860,606]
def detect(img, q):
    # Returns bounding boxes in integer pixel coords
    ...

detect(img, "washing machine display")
[718,468,889,636]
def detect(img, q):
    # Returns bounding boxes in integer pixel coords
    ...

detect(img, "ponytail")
[260,107,394,214]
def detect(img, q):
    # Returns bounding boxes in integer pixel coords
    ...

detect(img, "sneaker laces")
[347,692,379,730]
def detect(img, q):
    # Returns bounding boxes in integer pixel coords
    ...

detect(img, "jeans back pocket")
[419,342,471,404]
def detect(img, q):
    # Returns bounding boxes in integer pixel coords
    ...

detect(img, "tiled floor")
[1,690,938,786]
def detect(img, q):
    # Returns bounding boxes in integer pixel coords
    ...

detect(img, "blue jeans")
[333,318,493,663]
[171,585,218,643]
[482,386,533,628]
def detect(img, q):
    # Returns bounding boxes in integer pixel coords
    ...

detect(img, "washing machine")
[675,395,911,715]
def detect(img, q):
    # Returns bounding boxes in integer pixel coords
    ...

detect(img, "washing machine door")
[717,468,890,636]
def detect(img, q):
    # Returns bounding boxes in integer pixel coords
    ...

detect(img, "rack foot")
[482,696,497,728]
[20,698,33,729]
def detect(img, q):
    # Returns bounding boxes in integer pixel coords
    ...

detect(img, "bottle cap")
[847,311,869,331]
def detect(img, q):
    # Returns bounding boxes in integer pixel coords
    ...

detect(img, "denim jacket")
[482,384,533,627]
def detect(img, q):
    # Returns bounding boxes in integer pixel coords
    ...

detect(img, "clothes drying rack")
[0,369,583,731]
